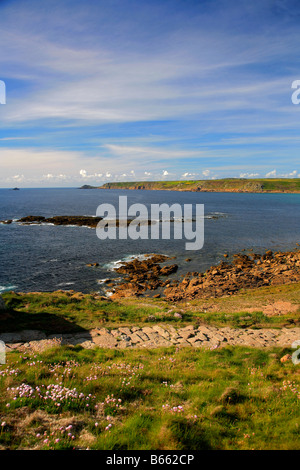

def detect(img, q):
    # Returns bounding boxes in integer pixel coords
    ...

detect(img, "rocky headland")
[85,177,300,193]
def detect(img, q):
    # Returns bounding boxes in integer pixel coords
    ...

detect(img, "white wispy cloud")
[1,0,300,185]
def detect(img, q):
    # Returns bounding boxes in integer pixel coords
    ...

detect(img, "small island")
[79,185,97,189]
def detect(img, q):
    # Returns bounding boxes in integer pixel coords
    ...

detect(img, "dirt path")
[2,324,300,352]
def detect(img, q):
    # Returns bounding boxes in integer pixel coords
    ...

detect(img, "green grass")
[1,292,187,333]
[1,283,299,449]
[0,345,299,450]
[2,283,300,335]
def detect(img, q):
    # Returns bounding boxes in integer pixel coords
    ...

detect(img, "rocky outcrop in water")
[105,254,178,299]
[0,215,154,228]
[15,215,102,227]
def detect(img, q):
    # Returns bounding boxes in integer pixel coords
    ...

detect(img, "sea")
[0,187,300,295]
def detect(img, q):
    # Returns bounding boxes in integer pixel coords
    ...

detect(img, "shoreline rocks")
[163,249,300,301]
[102,248,300,301]
[105,254,178,299]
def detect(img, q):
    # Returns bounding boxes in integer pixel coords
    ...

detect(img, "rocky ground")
[1,324,300,353]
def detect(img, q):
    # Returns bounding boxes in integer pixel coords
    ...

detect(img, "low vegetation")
[1,282,300,334]
[1,344,299,450]
[1,281,299,450]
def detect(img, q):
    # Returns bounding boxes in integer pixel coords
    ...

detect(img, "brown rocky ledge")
[2,325,300,352]
[164,249,300,301]
[107,254,178,299]
[103,249,300,301]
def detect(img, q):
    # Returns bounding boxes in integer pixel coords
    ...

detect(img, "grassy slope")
[1,283,299,450]
[99,178,300,193]
[0,344,300,450]
[2,282,300,333]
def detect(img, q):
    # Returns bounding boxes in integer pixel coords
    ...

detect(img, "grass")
[1,282,300,334]
[1,282,299,449]
[0,345,299,450]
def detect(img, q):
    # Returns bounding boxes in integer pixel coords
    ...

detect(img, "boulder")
[280,354,291,363]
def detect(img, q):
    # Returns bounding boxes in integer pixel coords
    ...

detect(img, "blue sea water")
[0,187,299,294]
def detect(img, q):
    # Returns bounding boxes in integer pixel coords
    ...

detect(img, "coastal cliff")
[87,178,300,193]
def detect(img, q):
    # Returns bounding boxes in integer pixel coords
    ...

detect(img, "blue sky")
[0,0,300,187]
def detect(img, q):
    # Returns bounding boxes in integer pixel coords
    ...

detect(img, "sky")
[0,0,300,187]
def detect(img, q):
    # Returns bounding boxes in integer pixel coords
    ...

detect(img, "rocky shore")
[1,248,299,354]
[103,249,300,301]
[105,254,178,299]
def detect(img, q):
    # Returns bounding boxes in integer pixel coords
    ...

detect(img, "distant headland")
[79,178,300,193]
